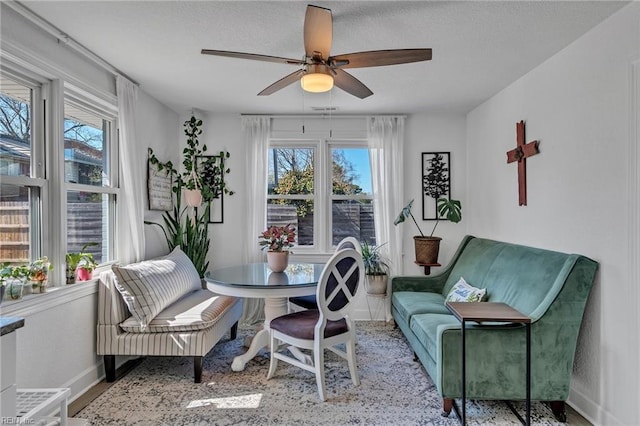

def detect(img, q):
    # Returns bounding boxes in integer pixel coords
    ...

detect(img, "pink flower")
[258,224,297,252]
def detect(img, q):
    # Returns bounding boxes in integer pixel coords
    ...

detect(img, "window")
[64,97,117,265]
[0,64,118,286]
[0,73,45,264]
[267,140,374,253]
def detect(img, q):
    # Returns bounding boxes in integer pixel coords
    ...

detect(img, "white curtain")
[116,75,145,263]
[241,116,271,325]
[368,116,405,320]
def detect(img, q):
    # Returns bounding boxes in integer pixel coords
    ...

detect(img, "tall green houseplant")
[146,116,233,276]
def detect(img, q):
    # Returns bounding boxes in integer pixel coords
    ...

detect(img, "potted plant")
[28,256,53,293]
[259,224,296,273]
[360,241,390,295]
[394,198,462,265]
[1,263,30,300]
[66,242,98,283]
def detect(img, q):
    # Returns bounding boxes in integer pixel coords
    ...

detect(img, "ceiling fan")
[201,4,432,99]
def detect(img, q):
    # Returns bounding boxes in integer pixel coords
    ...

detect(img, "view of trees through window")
[0,74,108,264]
[267,144,375,249]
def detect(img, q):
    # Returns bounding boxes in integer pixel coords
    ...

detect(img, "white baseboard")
[569,384,622,426]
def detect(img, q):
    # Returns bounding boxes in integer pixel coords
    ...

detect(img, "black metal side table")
[445,302,532,426]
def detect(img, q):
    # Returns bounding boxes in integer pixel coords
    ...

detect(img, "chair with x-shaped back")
[267,248,364,401]
[288,236,362,310]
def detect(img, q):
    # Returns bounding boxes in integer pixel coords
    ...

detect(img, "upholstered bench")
[97,247,243,383]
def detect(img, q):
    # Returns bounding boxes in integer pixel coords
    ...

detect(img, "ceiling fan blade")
[258,69,306,96]
[201,49,304,65]
[304,5,332,60]
[333,69,373,99]
[330,48,432,69]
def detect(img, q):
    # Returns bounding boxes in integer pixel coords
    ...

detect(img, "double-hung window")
[0,62,118,288]
[267,139,375,254]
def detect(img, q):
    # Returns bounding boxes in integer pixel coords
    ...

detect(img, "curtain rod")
[240,114,407,119]
[5,0,139,86]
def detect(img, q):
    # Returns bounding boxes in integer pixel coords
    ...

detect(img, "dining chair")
[267,248,364,401]
[288,236,362,310]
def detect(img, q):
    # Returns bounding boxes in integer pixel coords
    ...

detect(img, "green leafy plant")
[0,263,30,281]
[28,256,53,282]
[66,242,99,274]
[145,116,234,277]
[394,198,462,237]
[360,241,390,276]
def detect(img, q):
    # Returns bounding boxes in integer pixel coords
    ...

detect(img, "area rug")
[76,322,565,425]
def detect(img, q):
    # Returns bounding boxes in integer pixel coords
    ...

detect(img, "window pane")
[331,148,372,196]
[268,147,314,195]
[64,102,107,186]
[267,199,314,247]
[0,77,32,177]
[0,184,31,263]
[67,191,109,263]
[332,200,376,246]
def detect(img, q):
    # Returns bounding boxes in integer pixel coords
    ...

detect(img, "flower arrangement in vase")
[258,224,296,272]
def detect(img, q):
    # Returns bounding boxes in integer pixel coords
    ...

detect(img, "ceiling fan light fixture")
[301,64,334,93]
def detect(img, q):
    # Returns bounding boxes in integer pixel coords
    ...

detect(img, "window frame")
[267,138,372,255]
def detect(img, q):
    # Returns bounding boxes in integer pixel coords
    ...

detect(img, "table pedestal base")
[231,297,312,371]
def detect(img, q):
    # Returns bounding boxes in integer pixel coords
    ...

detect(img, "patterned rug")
[76,322,566,425]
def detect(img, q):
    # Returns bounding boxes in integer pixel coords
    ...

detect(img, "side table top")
[446,302,531,323]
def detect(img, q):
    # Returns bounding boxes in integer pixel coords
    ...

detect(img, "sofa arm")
[391,274,449,293]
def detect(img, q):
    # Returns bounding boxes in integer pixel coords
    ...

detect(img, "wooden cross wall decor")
[506,120,539,206]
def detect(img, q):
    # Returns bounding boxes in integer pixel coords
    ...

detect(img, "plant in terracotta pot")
[394,198,462,266]
[259,224,296,273]
[360,241,390,295]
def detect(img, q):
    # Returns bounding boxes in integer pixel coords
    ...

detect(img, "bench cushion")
[112,247,202,328]
[119,289,237,333]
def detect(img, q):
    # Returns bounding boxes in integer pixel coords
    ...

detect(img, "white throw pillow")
[112,247,202,328]
[445,277,486,303]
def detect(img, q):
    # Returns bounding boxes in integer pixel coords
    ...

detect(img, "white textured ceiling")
[21,1,628,115]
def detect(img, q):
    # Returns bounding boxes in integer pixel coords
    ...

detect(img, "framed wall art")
[196,154,226,223]
[422,152,451,220]
[147,158,173,211]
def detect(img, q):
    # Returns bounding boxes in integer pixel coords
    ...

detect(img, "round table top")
[204,262,325,298]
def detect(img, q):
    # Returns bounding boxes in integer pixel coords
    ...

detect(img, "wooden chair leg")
[194,356,202,383]
[104,355,116,382]
[442,398,453,417]
[550,401,567,422]
[230,321,239,340]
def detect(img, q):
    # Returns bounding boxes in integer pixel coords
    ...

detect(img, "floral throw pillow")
[445,277,486,303]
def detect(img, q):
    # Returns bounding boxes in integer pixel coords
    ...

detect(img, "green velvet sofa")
[391,235,598,421]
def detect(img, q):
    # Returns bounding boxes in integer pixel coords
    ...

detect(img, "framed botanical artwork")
[147,158,173,211]
[422,152,451,220]
[196,154,226,223]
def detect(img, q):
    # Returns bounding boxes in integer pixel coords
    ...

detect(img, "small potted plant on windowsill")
[66,242,98,283]
[394,198,462,266]
[360,241,390,296]
[28,256,53,293]
[1,263,30,301]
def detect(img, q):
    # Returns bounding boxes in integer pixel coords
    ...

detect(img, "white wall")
[402,113,468,273]
[466,3,640,425]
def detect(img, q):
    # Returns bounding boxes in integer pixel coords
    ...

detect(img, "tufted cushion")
[270,310,348,340]
[119,289,237,333]
[112,247,202,328]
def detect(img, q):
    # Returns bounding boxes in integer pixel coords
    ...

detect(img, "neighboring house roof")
[0,134,102,166]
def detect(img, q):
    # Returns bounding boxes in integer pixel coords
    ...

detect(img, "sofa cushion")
[392,291,450,326]
[410,313,460,359]
[119,289,237,333]
[112,247,202,328]
[445,277,486,303]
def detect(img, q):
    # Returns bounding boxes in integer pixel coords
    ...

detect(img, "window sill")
[0,280,98,317]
